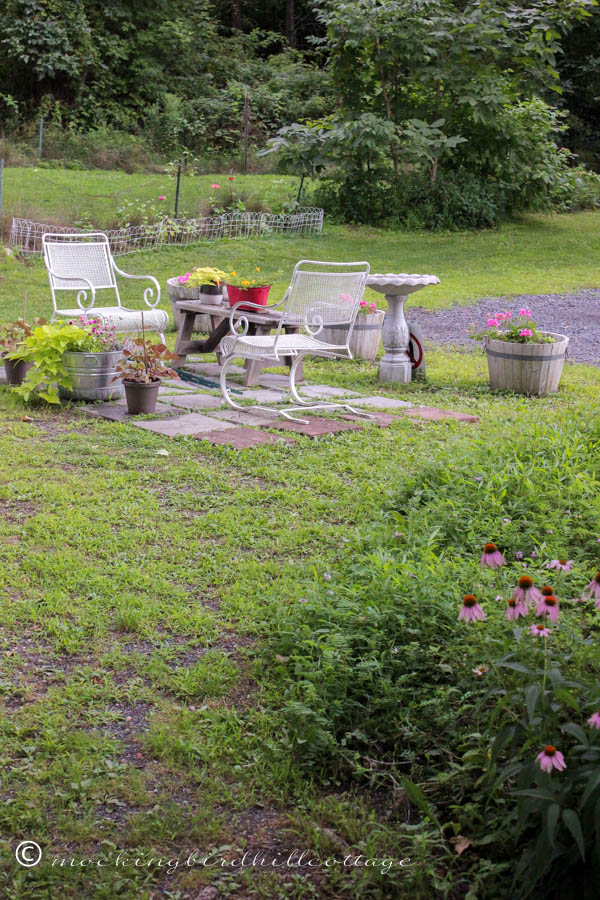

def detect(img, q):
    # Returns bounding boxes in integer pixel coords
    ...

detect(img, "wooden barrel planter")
[485,332,568,395]
[167,278,224,334]
[321,310,385,362]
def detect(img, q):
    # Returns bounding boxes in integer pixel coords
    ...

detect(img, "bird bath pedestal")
[367,274,440,383]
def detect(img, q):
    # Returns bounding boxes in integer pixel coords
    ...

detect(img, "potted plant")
[59,316,124,401]
[225,267,271,310]
[115,334,178,415]
[321,298,384,362]
[470,308,568,396]
[184,267,227,304]
[0,317,46,386]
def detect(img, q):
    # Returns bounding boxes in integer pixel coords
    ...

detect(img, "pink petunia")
[504,311,511,319]
[536,745,566,773]
[480,542,506,569]
[512,575,542,612]
[519,308,532,316]
[505,597,526,621]
[531,623,551,638]
[487,318,499,327]
[229,176,234,181]
[584,571,600,599]
[520,328,533,337]
[211,183,220,189]
[178,274,190,285]
[547,559,573,571]
[459,595,486,623]
[496,312,505,321]
[536,594,560,622]
[587,711,600,729]
[359,300,367,307]
[158,195,165,200]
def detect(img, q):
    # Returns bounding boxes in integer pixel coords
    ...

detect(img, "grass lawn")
[1,347,599,897]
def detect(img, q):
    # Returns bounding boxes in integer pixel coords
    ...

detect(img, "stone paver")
[185,362,245,377]
[82,401,178,422]
[167,394,225,410]
[209,409,282,427]
[300,384,360,399]
[238,388,287,404]
[403,406,480,423]
[195,427,296,448]
[132,413,237,436]
[260,417,364,438]
[347,396,415,409]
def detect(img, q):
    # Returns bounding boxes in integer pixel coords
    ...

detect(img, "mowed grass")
[2,206,600,327]
[1,348,599,898]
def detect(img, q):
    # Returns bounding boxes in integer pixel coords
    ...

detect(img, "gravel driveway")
[407,290,600,366]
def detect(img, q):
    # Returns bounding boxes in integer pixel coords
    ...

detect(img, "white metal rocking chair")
[42,232,169,341]
[219,259,371,423]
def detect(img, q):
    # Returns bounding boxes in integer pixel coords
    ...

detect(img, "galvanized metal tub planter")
[485,331,568,395]
[123,378,161,415]
[59,350,124,401]
[2,355,33,386]
[321,310,385,362]
[166,277,218,332]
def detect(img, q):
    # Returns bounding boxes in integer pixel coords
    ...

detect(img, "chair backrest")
[280,261,370,336]
[42,232,118,294]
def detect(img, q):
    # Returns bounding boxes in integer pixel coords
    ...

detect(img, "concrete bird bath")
[366,273,440,383]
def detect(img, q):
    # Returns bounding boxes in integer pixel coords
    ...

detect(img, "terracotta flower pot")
[3,355,33,386]
[123,378,161,414]
[226,284,270,311]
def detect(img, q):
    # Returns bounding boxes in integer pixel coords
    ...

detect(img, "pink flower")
[496,312,505,321]
[359,300,367,307]
[505,597,526,620]
[459,595,486,623]
[369,302,377,309]
[211,183,220,189]
[504,311,511,319]
[178,274,190,285]
[158,195,165,200]
[481,542,506,569]
[547,559,573,571]
[229,176,234,181]
[536,745,566,773]
[587,711,600,729]
[487,318,499,327]
[512,575,542,612]
[531,623,551,638]
[536,594,560,622]
[584,571,600,599]
[520,328,533,337]
[519,308,532,316]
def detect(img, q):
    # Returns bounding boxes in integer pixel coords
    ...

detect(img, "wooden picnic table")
[172,299,303,386]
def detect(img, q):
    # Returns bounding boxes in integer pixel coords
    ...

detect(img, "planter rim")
[485,331,568,346]
[123,377,161,385]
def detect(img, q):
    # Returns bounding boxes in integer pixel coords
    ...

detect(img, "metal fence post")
[38,117,44,158]
[174,161,182,219]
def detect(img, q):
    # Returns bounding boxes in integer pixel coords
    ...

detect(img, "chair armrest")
[48,269,96,311]
[112,262,161,309]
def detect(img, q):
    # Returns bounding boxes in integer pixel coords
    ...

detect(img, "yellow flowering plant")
[225,267,272,289]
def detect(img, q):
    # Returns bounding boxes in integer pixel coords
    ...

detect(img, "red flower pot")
[226,284,270,311]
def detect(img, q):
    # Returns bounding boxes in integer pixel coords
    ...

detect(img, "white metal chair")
[42,232,169,341]
[219,259,371,422]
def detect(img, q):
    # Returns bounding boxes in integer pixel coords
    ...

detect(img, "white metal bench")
[42,232,168,341]
[219,259,371,422]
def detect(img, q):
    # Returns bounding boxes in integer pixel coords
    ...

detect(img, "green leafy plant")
[115,338,178,384]
[470,307,555,344]
[9,322,94,403]
[179,266,227,289]
[0,316,46,354]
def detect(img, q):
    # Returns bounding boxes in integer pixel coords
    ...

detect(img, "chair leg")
[220,355,247,412]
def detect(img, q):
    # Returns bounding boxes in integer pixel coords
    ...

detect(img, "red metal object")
[226,284,270,310]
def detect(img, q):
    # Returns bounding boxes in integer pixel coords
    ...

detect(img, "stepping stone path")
[74,360,479,447]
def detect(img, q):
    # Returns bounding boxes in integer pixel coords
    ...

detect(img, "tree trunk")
[285,0,296,47]
[231,0,242,30]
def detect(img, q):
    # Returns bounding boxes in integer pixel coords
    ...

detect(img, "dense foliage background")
[2,0,600,226]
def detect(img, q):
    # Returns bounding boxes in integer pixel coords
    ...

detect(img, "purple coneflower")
[480,542,506,569]
[547,559,573,571]
[472,664,489,676]
[536,594,560,622]
[530,623,551,638]
[459,594,486,623]
[512,575,541,612]
[505,597,526,621]
[587,711,600,730]
[585,571,600,600]
[536,745,566,774]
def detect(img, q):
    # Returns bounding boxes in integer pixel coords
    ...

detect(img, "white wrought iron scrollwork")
[304,311,324,337]
[76,289,94,311]
[143,286,160,308]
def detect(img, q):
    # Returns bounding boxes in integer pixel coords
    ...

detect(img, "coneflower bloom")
[536,745,566,774]
[536,594,560,622]
[505,597,526,621]
[530,623,551,638]
[584,571,600,600]
[512,575,542,612]
[587,711,600,730]
[459,594,486,623]
[481,542,506,569]
[541,585,554,596]
[547,559,573,571]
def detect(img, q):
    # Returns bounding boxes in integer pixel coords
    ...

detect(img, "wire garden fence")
[9,208,324,257]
